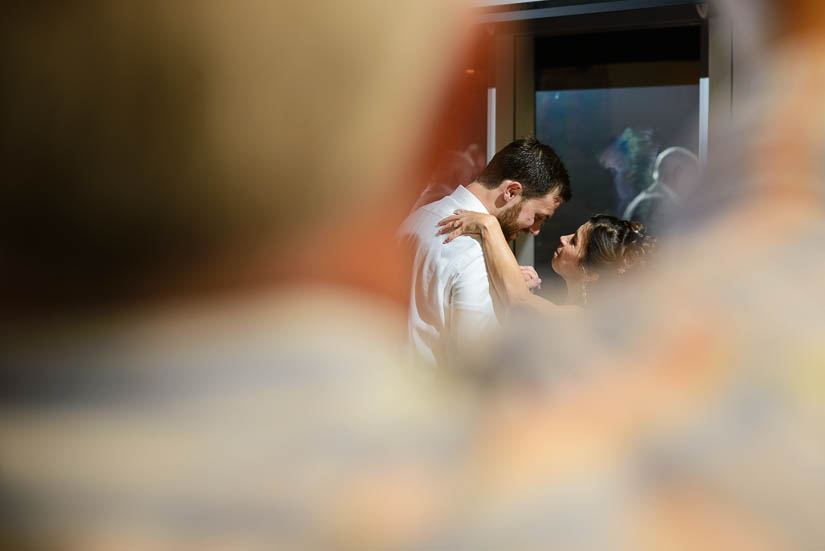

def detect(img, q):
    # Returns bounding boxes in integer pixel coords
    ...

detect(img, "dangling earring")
[580,280,589,306]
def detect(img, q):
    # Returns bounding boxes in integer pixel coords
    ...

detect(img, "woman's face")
[551,222,590,282]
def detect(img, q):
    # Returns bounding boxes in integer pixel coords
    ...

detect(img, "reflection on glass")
[535,85,698,301]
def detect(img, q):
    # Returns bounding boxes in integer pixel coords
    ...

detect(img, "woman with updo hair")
[437,211,655,314]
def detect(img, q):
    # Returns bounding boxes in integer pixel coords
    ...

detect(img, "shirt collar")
[450,185,490,215]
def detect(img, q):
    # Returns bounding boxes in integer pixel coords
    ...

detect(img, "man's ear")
[501,180,523,204]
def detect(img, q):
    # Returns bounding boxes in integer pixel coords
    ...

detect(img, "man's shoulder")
[400,195,460,236]
[401,222,483,271]
[410,194,461,219]
[399,189,486,268]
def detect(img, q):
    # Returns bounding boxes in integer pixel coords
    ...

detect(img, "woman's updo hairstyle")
[580,214,655,278]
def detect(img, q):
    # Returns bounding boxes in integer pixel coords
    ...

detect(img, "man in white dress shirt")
[400,137,571,368]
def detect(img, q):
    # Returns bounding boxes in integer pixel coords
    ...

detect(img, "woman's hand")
[437,210,498,244]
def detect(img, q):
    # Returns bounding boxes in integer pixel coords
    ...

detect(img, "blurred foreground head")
[0,1,469,316]
[0,2,474,548]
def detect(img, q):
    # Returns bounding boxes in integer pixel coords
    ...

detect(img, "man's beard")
[497,200,523,241]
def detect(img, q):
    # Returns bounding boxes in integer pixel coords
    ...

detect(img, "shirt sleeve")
[446,252,498,364]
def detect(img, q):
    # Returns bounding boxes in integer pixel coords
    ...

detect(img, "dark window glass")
[534,27,700,302]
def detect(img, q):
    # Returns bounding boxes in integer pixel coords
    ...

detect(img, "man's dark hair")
[477,137,571,201]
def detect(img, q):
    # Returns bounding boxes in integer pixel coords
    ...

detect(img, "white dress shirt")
[399,185,498,367]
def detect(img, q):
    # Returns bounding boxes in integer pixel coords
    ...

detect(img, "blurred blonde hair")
[0,1,467,302]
